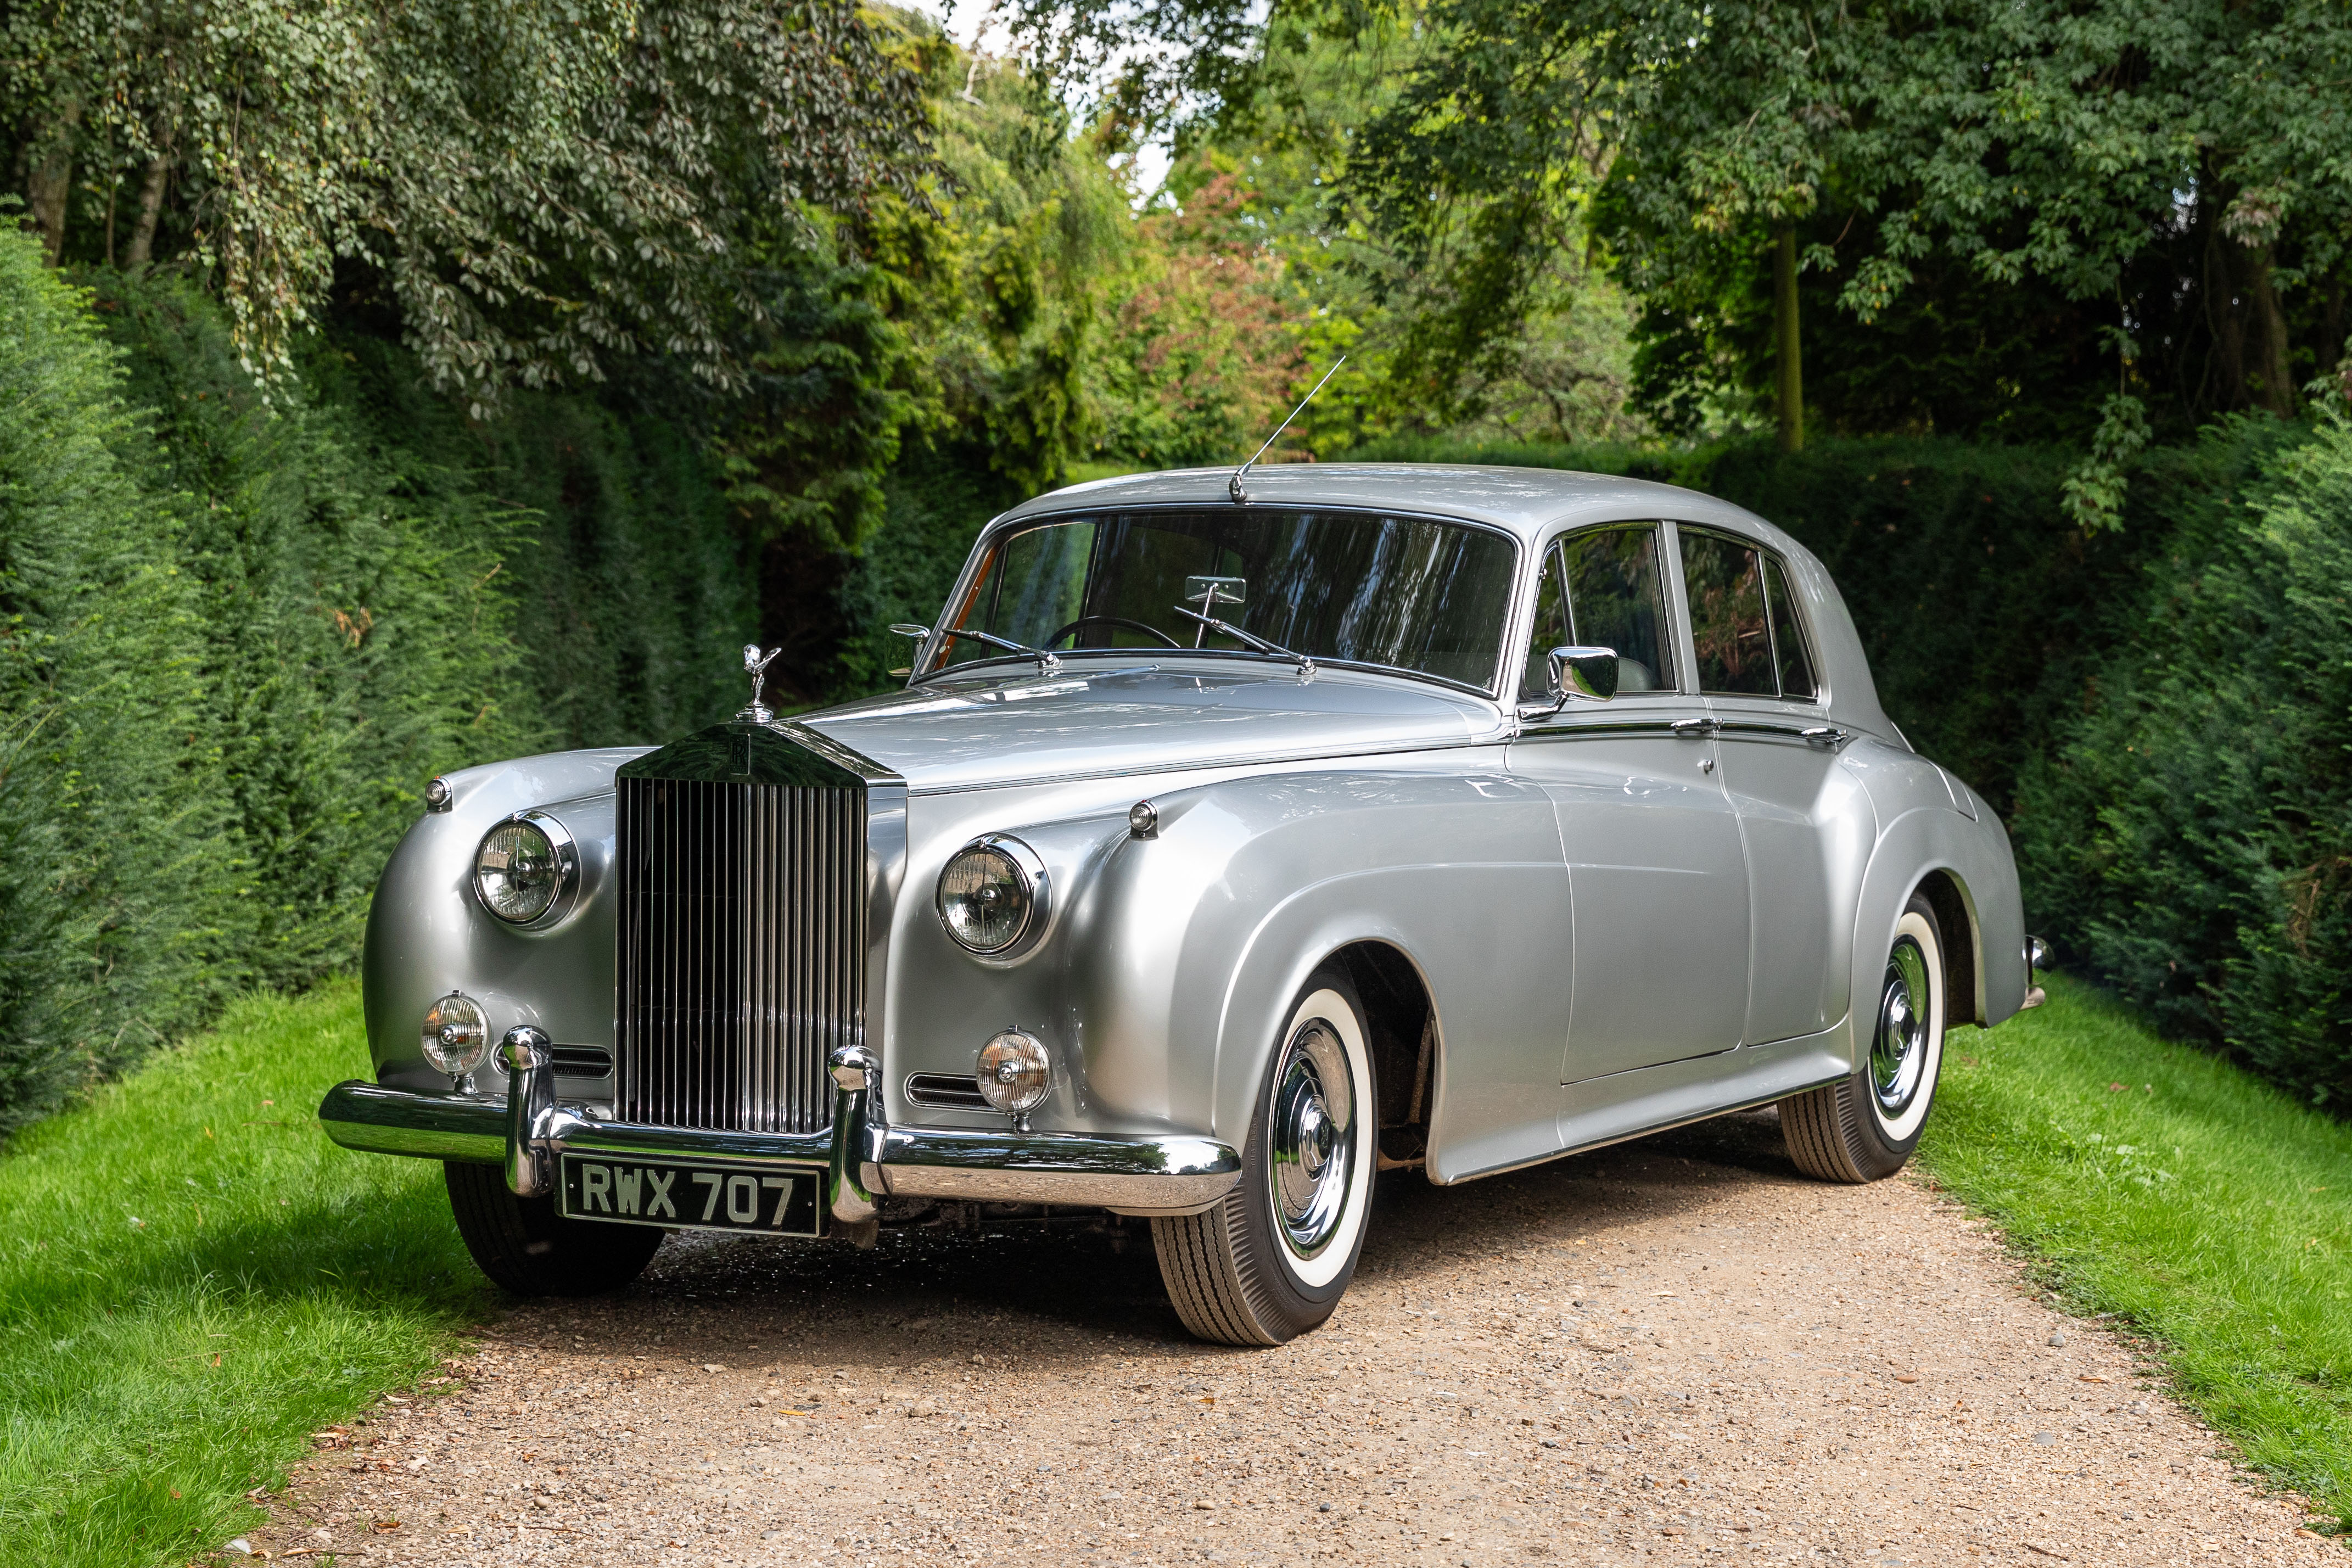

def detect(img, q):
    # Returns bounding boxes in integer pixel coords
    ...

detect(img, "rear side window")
[1680,529,1819,701]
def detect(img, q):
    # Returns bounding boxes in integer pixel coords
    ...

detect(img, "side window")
[1681,528,1819,701]
[1561,524,1672,693]
[1762,555,1819,701]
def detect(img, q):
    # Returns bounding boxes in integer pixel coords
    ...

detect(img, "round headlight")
[936,838,1045,956]
[421,992,490,1078]
[473,812,575,925]
[976,1030,1052,1115]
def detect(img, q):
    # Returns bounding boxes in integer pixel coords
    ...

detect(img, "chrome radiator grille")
[615,775,865,1134]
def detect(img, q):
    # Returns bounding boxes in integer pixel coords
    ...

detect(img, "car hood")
[799,661,1504,793]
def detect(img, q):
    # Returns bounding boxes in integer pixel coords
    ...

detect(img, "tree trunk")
[1774,227,1803,453]
[2320,276,2347,389]
[125,156,169,272]
[24,106,81,266]
[2200,205,2249,413]
[2243,244,2295,416]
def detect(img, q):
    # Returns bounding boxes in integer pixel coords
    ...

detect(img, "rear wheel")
[1782,891,1947,1183]
[445,1161,665,1296]
[1152,969,1378,1346]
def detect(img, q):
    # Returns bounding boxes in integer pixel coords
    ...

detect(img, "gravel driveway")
[243,1108,2336,1567]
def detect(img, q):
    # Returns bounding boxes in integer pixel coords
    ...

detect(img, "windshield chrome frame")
[909,502,1526,702]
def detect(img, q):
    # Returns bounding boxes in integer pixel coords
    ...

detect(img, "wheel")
[444,1161,665,1296]
[1151,968,1378,1345]
[1781,890,1947,1183]
[1043,614,1183,649]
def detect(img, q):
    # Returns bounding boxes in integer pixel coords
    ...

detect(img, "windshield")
[926,508,1518,691]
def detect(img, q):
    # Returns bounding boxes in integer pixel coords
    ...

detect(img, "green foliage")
[2,0,936,399]
[2015,417,2352,1111]
[0,234,760,1133]
[1330,0,2352,439]
[1923,975,2352,1530]
[0,225,219,1129]
[0,980,486,1566]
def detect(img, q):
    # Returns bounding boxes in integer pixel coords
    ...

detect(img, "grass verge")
[0,978,486,1565]
[1922,973,2352,1532]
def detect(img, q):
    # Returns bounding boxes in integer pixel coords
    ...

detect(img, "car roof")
[992,460,1900,746]
[998,462,1805,556]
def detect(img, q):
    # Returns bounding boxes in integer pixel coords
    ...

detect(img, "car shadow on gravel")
[528,1105,1813,1369]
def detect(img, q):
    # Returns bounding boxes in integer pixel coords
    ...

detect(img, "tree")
[3,0,937,405]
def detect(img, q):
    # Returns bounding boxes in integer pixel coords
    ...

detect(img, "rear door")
[1677,527,1868,1044]
[1505,522,1754,1083]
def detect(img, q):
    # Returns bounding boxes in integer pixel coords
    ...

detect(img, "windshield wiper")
[916,625,1061,676]
[1171,604,1315,680]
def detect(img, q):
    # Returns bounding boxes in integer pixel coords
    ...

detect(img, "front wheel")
[1152,969,1379,1345]
[1781,890,1947,1183]
[445,1161,665,1296]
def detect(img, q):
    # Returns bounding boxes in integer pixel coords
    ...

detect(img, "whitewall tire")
[1152,969,1379,1345]
[1782,891,1947,1183]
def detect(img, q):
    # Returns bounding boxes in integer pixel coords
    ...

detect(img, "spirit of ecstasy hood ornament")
[740,643,781,723]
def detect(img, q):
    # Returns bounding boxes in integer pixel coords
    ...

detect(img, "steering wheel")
[1043,615,1184,649]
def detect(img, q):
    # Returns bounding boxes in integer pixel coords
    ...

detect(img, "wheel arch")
[1847,804,2024,1068]
[1912,866,1983,1028]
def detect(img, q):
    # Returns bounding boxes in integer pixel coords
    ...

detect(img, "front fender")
[360,748,648,1093]
[1127,765,1569,1180]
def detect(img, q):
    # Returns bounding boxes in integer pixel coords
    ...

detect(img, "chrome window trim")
[915,502,1526,702]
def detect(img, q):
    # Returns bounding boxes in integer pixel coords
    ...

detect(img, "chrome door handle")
[1670,717,1721,736]
[1800,725,1852,749]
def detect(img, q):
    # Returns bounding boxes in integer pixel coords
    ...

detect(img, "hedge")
[0,232,758,1135]
[2015,418,2352,1111]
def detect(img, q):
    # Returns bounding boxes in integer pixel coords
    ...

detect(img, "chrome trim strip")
[1709,718,1851,748]
[317,1079,1241,1211]
[875,1127,1242,1211]
[1514,718,1712,741]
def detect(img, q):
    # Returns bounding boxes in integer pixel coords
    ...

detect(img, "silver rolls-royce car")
[321,463,2039,1346]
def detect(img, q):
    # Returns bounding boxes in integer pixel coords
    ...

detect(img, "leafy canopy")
[4,0,937,405]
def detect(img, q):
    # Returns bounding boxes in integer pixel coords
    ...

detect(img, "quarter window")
[1521,524,1675,700]
[1762,555,1819,701]
[1679,529,1819,702]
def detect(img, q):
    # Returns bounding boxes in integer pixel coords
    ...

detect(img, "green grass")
[0,979,487,1565]
[1923,973,2352,1530]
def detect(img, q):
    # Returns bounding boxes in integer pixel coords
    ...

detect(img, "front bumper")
[318,1045,1241,1220]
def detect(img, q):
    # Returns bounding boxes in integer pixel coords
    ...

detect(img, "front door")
[1507,523,1753,1084]
[1678,528,1860,1044]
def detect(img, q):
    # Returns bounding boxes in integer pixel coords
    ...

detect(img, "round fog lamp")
[976,1031,1052,1115]
[421,992,490,1078]
[473,813,575,925]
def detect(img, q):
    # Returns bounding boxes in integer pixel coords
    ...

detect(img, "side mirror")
[1547,645,1618,703]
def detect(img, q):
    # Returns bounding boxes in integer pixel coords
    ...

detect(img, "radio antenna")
[1229,355,1347,505]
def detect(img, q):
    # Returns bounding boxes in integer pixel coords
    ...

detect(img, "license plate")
[558,1154,823,1237]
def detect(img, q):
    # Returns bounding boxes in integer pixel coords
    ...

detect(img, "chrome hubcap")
[1268,1021,1357,1260]
[1872,936,1932,1117]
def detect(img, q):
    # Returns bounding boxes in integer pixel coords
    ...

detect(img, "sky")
[901,0,1178,201]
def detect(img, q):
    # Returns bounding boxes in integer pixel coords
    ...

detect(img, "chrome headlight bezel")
[934,835,1050,960]
[472,810,580,929]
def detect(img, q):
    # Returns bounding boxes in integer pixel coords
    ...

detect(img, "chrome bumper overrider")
[317,1035,1241,1221]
